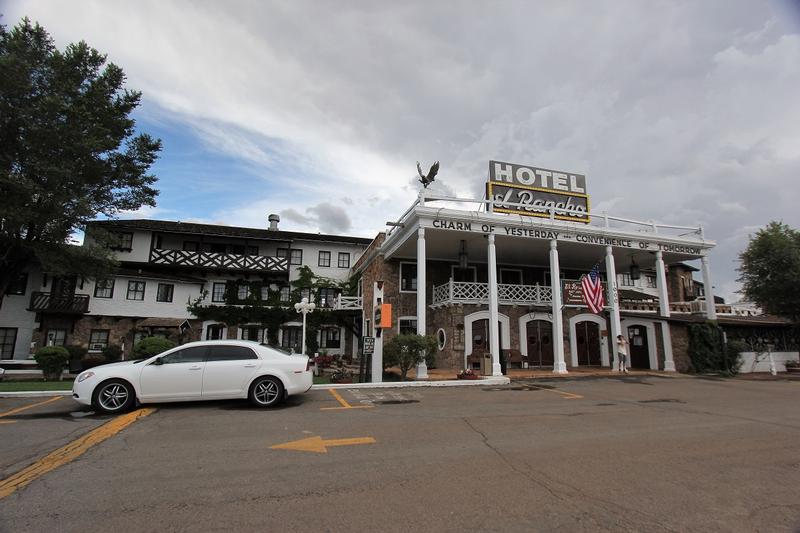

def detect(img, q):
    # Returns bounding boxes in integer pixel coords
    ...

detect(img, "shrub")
[80,354,108,370]
[132,336,176,358]
[724,340,746,375]
[688,323,745,375]
[34,346,69,380]
[383,334,437,381]
[102,345,122,362]
[65,345,87,360]
[314,354,335,368]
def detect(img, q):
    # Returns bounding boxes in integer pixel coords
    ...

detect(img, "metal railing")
[29,292,90,313]
[149,249,289,272]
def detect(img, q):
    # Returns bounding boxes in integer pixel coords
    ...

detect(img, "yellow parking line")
[321,388,373,410]
[0,396,62,418]
[528,385,583,400]
[0,408,155,500]
[0,421,17,425]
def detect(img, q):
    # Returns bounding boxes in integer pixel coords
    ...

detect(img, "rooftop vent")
[268,214,280,231]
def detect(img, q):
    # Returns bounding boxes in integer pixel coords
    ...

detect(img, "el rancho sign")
[486,160,590,223]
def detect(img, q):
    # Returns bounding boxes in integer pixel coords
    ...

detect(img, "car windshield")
[259,343,295,356]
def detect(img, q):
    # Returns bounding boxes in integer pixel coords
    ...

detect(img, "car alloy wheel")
[94,380,134,413]
[250,376,284,407]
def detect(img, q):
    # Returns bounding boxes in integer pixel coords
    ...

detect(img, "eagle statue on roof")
[417,160,440,188]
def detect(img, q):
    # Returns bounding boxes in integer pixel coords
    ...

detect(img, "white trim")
[568,314,610,367]
[397,316,418,334]
[463,310,511,367]
[436,328,447,351]
[201,321,227,341]
[621,319,658,370]
[518,312,553,359]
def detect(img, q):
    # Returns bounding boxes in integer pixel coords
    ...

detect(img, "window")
[621,273,634,286]
[0,328,17,359]
[281,327,302,353]
[156,283,174,302]
[89,330,109,352]
[645,275,657,288]
[111,232,133,251]
[500,269,522,285]
[318,251,331,267]
[451,265,477,282]
[260,286,270,301]
[300,287,312,302]
[159,346,206,364]
[46,329,67,346]
[338,252,350,268]
[277,248,302,265]
[240,325,263,342]
[7,273,28,295]
[231,245,245,255]
[126,281,145,300]
[320,327,340,349]
[400,263,417,292]
[212,282,227,302]
[94,279,114,298]
[206,324,225,340]
[247,245,259,256]
[183,241,200,251]
[318,287,338,308]
[206,345,258,361]
[399,318,417,335]
[237,284,250,300]
[280,286,291,303]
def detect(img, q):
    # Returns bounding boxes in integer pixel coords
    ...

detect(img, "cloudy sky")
[5,1,800,302]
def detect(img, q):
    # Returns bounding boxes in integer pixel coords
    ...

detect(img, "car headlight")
[77,371,95,383]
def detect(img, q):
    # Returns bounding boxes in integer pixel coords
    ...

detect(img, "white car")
[72,340,313,414]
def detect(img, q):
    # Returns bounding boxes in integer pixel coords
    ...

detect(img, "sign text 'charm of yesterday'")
[486,160,590,223]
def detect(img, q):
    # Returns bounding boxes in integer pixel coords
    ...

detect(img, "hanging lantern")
[458,240,468,269]
[629,257,641,281]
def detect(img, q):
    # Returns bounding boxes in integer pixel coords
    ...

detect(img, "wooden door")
[526,320,554,367]
[576,321,602,366]
[627,326,649,369]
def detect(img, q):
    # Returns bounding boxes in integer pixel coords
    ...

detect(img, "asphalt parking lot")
[1,375,799,532]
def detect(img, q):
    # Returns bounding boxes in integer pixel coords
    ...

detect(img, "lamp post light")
[294,297,316,356]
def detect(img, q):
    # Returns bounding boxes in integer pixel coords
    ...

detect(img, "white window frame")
[399,262,417,293]
[398,316,418,335]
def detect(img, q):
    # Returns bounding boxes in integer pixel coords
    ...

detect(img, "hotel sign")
[487,160,590,223]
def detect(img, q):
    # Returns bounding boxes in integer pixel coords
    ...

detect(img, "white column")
[487,233,502,376]
[660,322,676,372]
[415,227,429,379]
[549,240,567,374]
[655,251,670,318]
[700,255,717,320]
[605,246,622,371]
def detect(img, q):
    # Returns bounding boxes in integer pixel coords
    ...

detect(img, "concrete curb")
[0,391,73,398]
[311,376,510,390]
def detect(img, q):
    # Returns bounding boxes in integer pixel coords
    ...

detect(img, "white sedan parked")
[73,340,313,414]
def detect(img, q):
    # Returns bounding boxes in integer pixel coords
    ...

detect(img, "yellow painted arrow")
[270,436,376,453]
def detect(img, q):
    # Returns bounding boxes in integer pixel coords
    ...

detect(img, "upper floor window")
[7,272,28,295]
[277,248,303,265]
[280,286,291,302]
[338,252,350,268]
[183,241,200,251]
[300,287,312,302]
[237,284,250,300]
[212,282,227,303]
[94,279,115,298]
[645,275,657,288]
[126,281,145,300]
[399,318,417,335]
[157,283,174,303]
[318,251,331,267]
[621,273,634,286]
[400,262,417,292]
[111,232,133,251]
[318,287,338,308]
[260,286,270,301]
[246,245,259,256]
[500,269,522,285]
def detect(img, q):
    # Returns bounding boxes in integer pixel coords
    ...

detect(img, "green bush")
[34,346,69,380]
[688,323,744,375]
[724,340,746,375]
[65,344,87,360]
[383,334,437,381]
[102,345,122,362]
[132,337,176,358]
[80,354,108,370]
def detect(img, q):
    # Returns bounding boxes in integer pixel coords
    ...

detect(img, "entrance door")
[575,321,602,366]
[473,319,503,353]
[627,326,650,369]
[526,320,553,367]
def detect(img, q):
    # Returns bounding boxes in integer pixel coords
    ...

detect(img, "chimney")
[268,214,280,231]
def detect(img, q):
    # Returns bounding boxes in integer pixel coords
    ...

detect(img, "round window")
[437,328,447,351]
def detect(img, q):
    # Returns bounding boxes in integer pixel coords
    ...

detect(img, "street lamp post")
[294,297,316,356]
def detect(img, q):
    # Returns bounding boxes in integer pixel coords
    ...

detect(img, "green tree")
[383,333,437,381]
[737,222,800,320]
[0,18,161,300]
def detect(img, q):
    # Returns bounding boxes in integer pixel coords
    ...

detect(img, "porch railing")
[149,248,289,273]
[431,280,552,307]
[333,295,362,310]
[29,292,90,313]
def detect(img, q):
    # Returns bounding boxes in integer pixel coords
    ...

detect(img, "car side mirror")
[151,358,163,366]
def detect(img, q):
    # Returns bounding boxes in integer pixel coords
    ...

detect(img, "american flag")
[581,263,605,314]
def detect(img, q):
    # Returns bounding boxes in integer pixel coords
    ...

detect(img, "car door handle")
[189,366,202,370]
[244,364,257,368]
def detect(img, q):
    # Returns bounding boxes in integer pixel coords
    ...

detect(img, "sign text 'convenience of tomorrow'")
[429,219,703,255]
[487,160,590,223]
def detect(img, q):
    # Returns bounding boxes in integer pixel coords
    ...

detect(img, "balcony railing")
[431,280,552,307]
[333,295,362,310]
[149,249,288,272]
[619,300,754,316]
[29,292,89,314]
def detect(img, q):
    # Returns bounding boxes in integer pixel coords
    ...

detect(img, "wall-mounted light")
[458,240,468,269]
[630,257,641,281]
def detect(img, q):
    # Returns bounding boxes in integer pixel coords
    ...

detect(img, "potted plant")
[457,368,480,380]
[34,346,69,381]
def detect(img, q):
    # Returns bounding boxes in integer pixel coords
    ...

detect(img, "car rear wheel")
[93,379,136,414]
[249,376,284,408]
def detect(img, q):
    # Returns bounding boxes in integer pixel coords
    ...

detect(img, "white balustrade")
[431,280,552,306]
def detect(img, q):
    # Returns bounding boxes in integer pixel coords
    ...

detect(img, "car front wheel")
[249,376,284,408]
[93,379,136,414]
